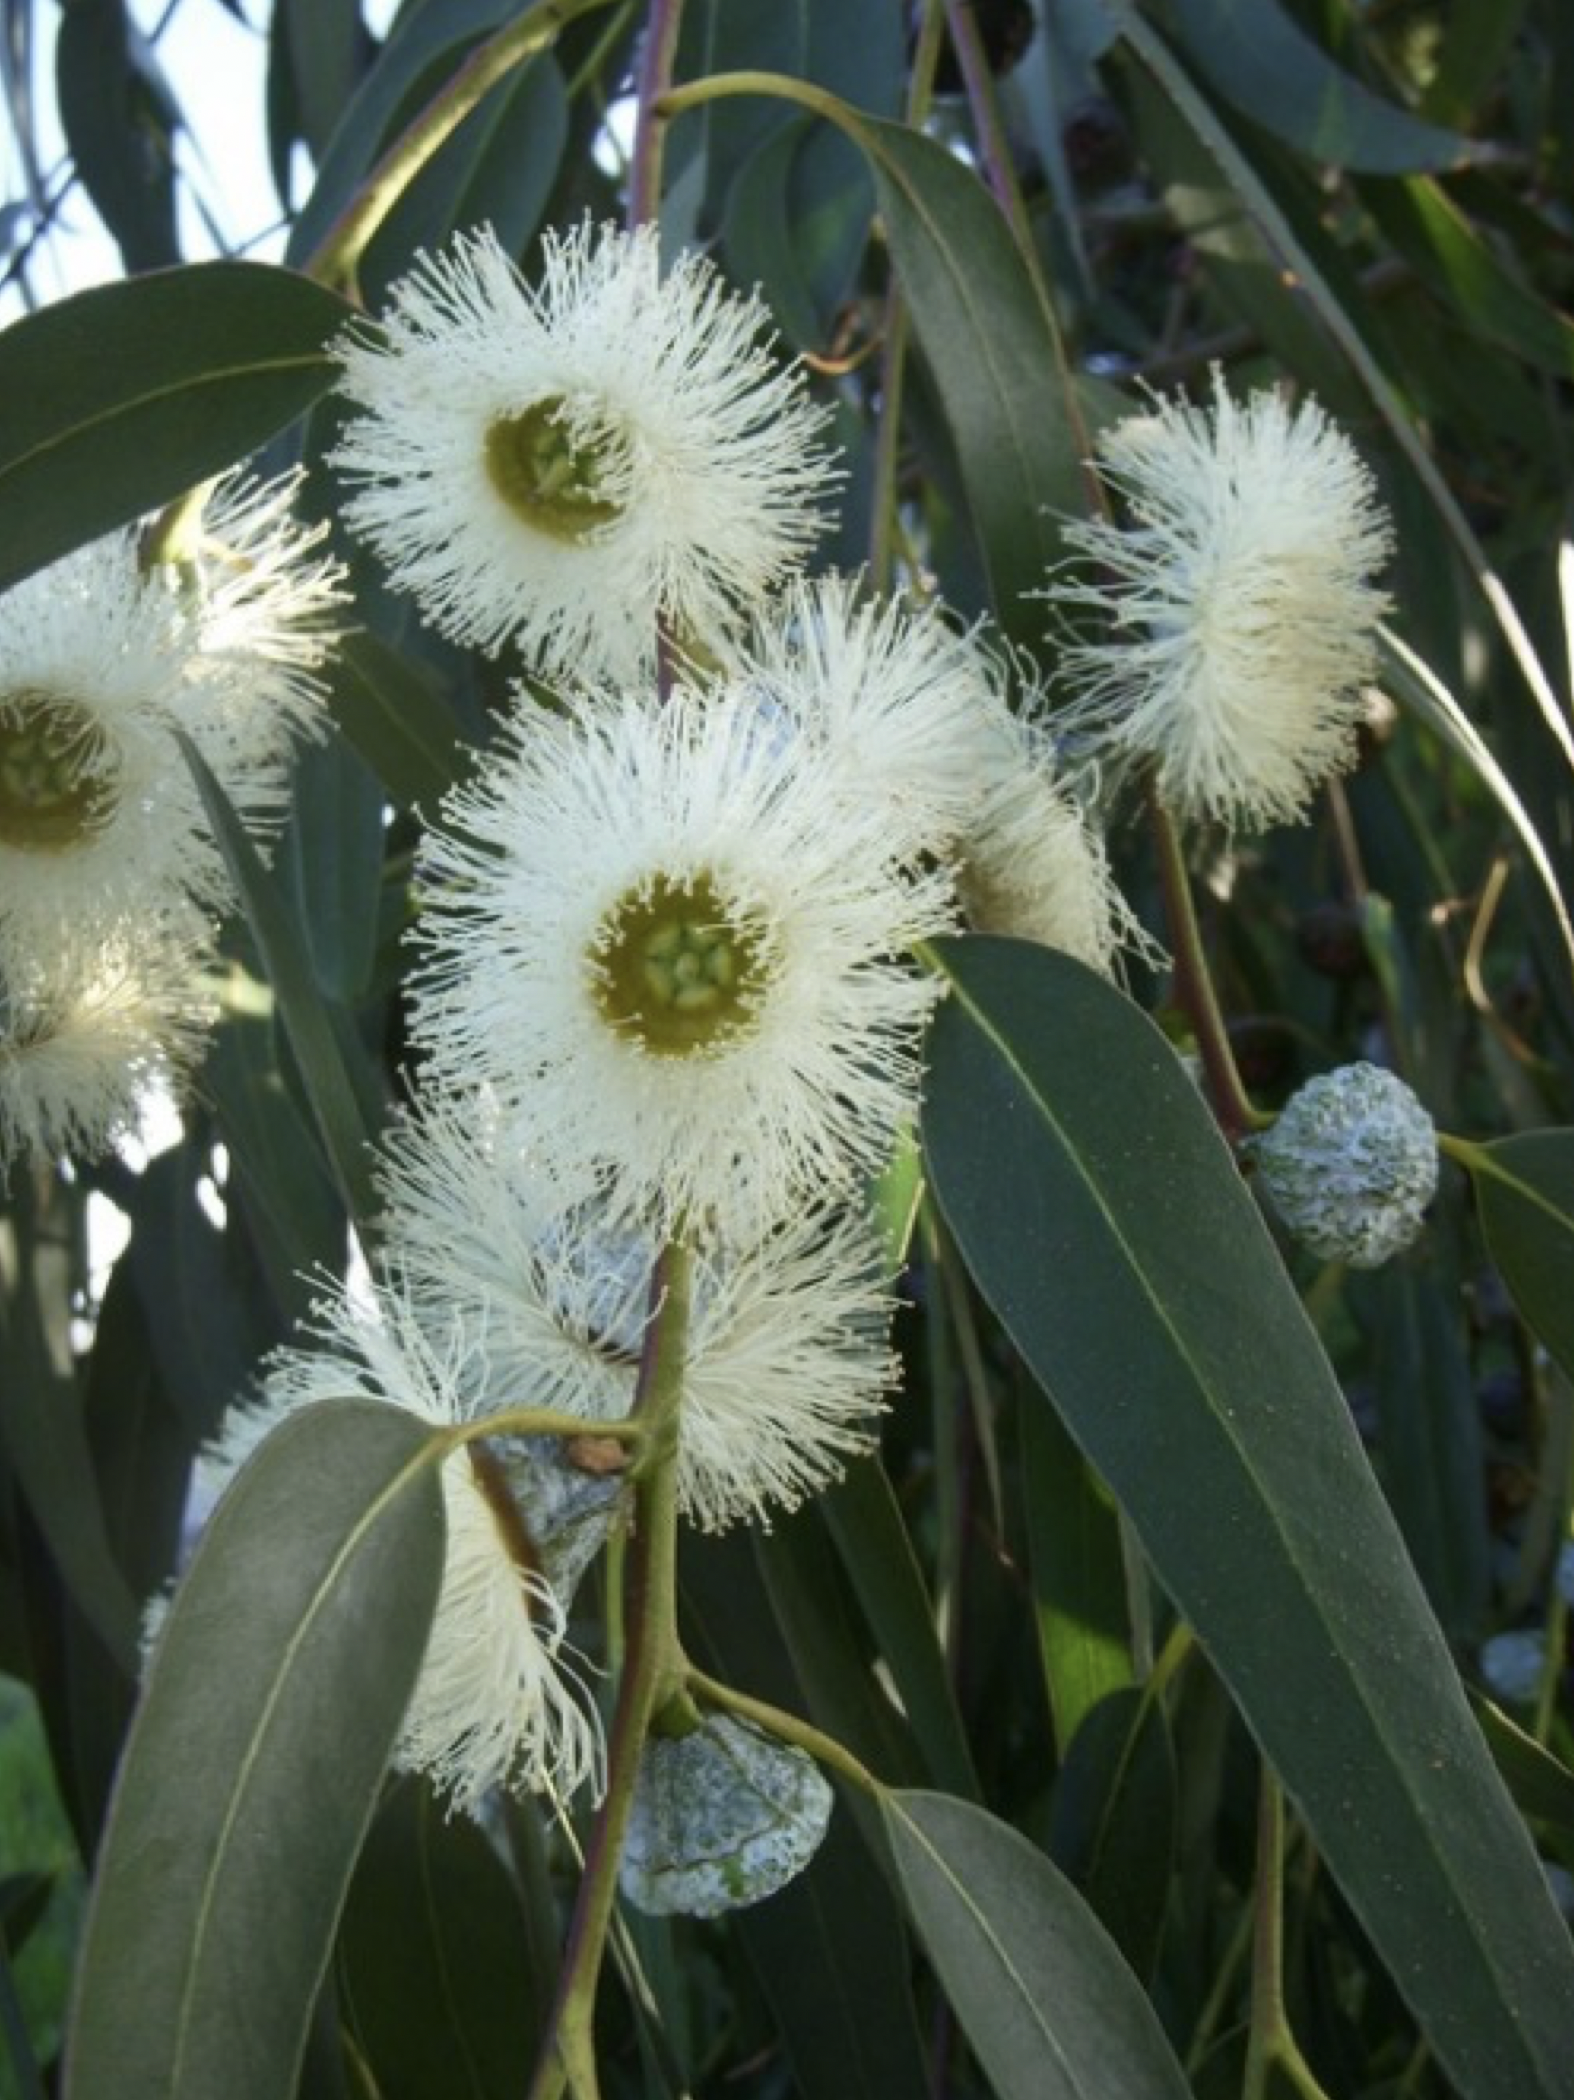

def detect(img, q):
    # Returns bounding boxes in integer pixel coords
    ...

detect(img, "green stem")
[302,0,614,295]
[683,1667,883,1795]
[1243,1770,1331,2100]
[527,1241,693,2100]
[1148,785,1266,1141]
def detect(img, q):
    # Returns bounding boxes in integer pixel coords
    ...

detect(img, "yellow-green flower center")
[0,689,120,852]
[591,872,770,1058]
[484,395,627,544]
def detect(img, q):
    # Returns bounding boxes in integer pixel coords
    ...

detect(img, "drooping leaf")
[1021,1394,1133,1758]
[337,1776,543,2100]
[920,935,1574,2100]
[880,1788,1191,2100]
[1467,1130,1574,1385]
[0,263,353,592]
[64,1400,446,2100]
[1049,1687,1176,1984]
[1165,0,1476,173]
[179,735,384,1236]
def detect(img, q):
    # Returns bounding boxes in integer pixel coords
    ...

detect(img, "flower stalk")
[528,1241,694,2100]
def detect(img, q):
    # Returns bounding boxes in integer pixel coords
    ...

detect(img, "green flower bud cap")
[619,1713,833,1917]
[1253,1061,1437,1269]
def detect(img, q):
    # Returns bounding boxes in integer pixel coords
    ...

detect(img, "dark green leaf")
[337,1776,542,2100]
[64,1400,446,2100]
[820,1460,979,1800]
[1477,1698,1574,1850]
[54,0,180,271]
[920,936,1574,2100]
[0,263,353,592]
[1362,1267,1490,1640]
[0,1188,140,1669]
[281,734,388,1005]
[1166,0,1476,173]
[180,735,383,1235]
[1049,1688,1176,1984]
[849,112,1085,641]
[881,1789,1190,2100]
[1021,1395,1133,1758]
[1468,1131,1574,1386]
[1361,177,1574,382]
[735,1805,929,2100]
[324,632,469,813]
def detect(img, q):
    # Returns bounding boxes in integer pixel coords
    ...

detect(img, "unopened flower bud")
[620,1713,833,1917]
[1252,1062,1437,1268]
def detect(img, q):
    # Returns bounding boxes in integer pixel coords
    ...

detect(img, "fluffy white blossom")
[331,220,837,686]
[380,1104,898,1532]
[1045,372,1393,830]
[0,911,214,1172]
[208,1280,603,1815]
[952,717,1132,973]
[1252,1061,1437,1268]
[168,469,347,785]
[409,684,954,1239]
[724,574,1020,864]
[0,488,343,939]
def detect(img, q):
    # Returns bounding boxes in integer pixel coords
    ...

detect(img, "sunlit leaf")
[0,263,352,591]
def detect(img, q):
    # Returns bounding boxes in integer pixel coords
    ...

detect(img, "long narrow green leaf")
[180,734,383,1234]
[919,935,1574,2100]
[1465,1130,1574,1385]
[0,262,352,591]
[1169,0,1476,172]
[64,1399,446,2100]
[665,73,1088,643]
[880,1789,1190,2100]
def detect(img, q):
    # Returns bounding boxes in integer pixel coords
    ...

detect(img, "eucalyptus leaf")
[0,263,353,592]
[179,735,383,1235]
[1467,1130,1574,1385]
[920,935,1574,2099]
[881,1788,1190,2100]
[64,1400,447,2100]
[1167,0,1476,174]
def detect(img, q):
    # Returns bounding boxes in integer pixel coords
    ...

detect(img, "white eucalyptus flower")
[209,1280,603,1815]
[953,718,1131,974]
[331,220,837,685]
[0,910,213,1171]
[0,495,342,938]
[409,685,954,1239]
[167,469,348,785]
[1045,371,1393,830]
[726,574,1020,864]
[0,534,231,932]
[380,1103,898,1533]
[1251,1061,1437,1268]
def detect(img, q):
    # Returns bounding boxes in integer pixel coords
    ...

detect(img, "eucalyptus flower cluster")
[0,475,345,1171]
[205,221,1132,1866]
[200,220,1417,1897]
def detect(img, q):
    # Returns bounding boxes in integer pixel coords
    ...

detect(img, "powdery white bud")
[1253,1062,1437,1269]
[620,1713,833,1917]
